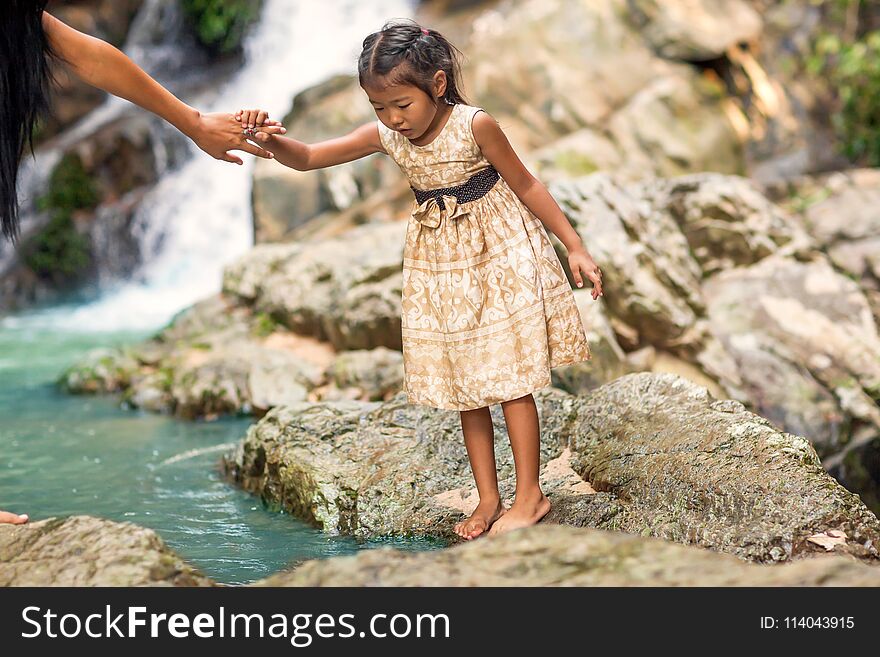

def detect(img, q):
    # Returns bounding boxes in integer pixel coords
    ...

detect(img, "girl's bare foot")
[486,492,550,536]
[453,499,507,540]
[0,511,29,525]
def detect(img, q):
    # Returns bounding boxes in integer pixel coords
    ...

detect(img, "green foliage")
[24,214,91,280]
[251,312,279,338]
[24,153,97,283]
[181,0,263,54]
[832,33,880,164]
[37,152,99,213]
[806,1,880,166]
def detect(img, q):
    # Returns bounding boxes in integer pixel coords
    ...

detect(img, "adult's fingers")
[221,151,244,165]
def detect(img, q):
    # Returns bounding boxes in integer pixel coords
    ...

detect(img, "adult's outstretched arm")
[42,11,284,165]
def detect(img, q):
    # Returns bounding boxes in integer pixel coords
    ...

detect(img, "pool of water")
[0,325,445,584]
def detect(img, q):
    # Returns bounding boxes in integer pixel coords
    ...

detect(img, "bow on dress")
[411,194,469,229]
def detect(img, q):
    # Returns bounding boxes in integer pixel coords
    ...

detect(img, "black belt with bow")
[410,166,500,228]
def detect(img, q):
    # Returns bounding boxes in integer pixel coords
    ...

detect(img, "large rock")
[61,295,333,419]
[323,347,405,402]
[551,174,717,366]
[703,253,880,451]
[223,372,880,564]
[258,523,880,587]
[224,221,405,351]
[553,173,812,355]
[0,515,213,586]
[222,389,591,541]
[764,168,880,325]
[636,173,815,275]
[703,254,880,511]
[568,372,880,563]
[626,0,763,61]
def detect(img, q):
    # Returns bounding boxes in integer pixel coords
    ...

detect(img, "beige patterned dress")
[377,103,592,411]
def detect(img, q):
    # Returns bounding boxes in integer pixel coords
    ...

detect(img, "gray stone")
[627,0,763,60]
[257,523,880,587]
[0,516,213,587]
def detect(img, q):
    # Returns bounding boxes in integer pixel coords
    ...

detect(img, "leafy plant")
[24,153,97,282]
[181,0,263,54]
[806,1,880,166]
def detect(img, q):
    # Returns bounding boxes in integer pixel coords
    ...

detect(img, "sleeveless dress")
[377,103,592,411]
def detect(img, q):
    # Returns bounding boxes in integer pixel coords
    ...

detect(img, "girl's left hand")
[568,249,603,300]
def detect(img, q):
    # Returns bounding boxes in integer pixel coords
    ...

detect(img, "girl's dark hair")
[1,0,56,243]
[358,19,467,106]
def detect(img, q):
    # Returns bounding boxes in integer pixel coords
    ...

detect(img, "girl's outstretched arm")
[472,111,603,298]
[251,121,386,171]
[41,12,284,165]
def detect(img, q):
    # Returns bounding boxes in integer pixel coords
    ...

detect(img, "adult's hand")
[189,111,287,165]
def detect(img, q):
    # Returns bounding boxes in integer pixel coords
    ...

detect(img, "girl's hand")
[235,108,286,146]
[568,248,603,300]
[235,108,274,129]
[190,111,285,165]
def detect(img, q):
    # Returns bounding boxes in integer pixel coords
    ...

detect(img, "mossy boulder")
[223,372,880,564]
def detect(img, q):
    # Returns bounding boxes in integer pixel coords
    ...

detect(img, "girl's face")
[364,71,448,141]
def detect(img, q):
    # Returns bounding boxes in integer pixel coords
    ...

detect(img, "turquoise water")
[0,324,445,585]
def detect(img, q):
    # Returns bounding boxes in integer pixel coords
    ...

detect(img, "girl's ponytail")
[358,19,468,106]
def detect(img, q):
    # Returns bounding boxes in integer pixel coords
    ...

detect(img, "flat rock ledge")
[223,372,880,565]
[257,524,880,587]
[4,515,876,587]
[0,516,214,587]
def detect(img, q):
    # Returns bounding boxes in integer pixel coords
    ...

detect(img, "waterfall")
[3,0,412,332]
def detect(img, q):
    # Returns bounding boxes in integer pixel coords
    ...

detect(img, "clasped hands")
[188,107,286,165]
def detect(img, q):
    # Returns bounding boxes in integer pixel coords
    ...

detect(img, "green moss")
[251,312,279,338]
[181,0,263,54]
[37,152,99,213]
[786,186,832,214]
[553,150,599,177]
[158,366,176,392]
[24,153,97,283]
[24,214,91,281]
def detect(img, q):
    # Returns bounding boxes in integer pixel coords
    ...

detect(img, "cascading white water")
[5,0,412,332]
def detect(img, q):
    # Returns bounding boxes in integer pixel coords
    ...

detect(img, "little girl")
[237,20,603,540]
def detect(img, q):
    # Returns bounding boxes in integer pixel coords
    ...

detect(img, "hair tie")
[421,28,429,36]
